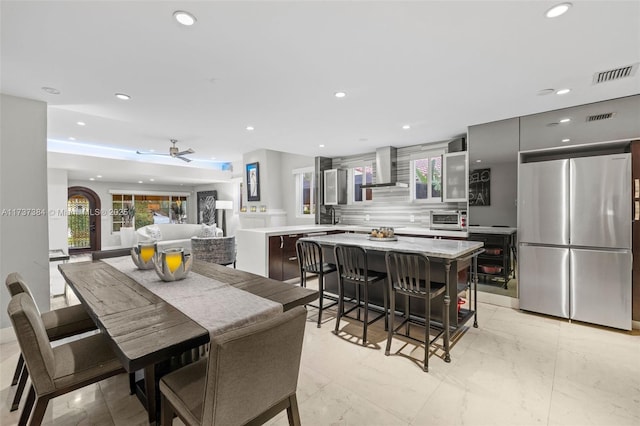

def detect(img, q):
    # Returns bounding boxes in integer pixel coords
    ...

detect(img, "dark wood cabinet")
[268,234,301,281]
[467,232,515,288]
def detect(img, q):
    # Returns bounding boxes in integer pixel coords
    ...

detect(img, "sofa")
[136,224,223,251]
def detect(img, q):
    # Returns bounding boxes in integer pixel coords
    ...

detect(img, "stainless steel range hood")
[361,146,409,188]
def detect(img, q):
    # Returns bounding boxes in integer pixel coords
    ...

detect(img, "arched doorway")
[67,186,101,253]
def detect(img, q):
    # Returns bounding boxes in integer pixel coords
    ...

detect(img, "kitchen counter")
[299,232,483,259]
[468,225,517,235]
[237,224,468,238]
[236,224,470,280]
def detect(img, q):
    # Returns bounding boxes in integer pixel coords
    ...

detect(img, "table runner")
[104,257,283,335]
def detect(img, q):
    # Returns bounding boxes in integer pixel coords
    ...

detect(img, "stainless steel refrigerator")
[518,153,632,330]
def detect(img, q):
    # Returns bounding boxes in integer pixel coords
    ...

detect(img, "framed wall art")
[196,190,217,225]
[246,162,260,202]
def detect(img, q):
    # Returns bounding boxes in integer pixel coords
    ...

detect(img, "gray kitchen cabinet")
[323,169,347,205]
[519,95,640,151]
[468,117,519,228]
[443,151,468,202]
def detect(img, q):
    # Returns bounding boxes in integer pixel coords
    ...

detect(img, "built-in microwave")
[430,210,466,230]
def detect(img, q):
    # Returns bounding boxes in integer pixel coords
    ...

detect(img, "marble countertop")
[299,232,484,259]
[236,224,468,238]
[468,226,517,235]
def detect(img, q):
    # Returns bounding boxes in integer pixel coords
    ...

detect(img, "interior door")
[519,159,569,245]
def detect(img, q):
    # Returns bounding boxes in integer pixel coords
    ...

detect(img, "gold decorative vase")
[153,248,193,281]
[131,243,157,269]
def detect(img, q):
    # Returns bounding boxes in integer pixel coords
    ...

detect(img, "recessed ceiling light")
[319,144,325,148]
[562,138,571,143]
[537,88,554,96]
[556,88,571,95]
[149,178,155,182]
[173,10,196,26]
[476,159,482,163]
[560,118,571,123]
[68,137,76,141]
[89,178,95,181]
[77,121,86,126]
[402,125,411,130]
[41,86,60,95]
[96,175,102,178]
[138,181,143,184]
[246,126,254,131]
[210,157,216,160]
[115,93,131,100]
[334,92,346,98]
[545,3,572,18]
[149,149,155,153]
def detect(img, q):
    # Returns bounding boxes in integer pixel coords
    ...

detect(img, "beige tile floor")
[2,280,639,425]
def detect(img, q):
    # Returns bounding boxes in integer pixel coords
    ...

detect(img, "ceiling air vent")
[592,63,638,84]
[586,112,615,122]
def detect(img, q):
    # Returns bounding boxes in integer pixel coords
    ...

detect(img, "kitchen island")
[235,224,468,279]
[299,233,484,359]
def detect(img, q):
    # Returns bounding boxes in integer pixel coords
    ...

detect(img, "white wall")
[241,149,315,227]
[67,179,197,249]
[1,94,49,331]
[47,169,68,252]
[280,152,315,226]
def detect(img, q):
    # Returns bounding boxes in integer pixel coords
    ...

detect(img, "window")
[294,168,315,217]
[411,150,443,201]
[352,163,373,203]
[111,193,189,232]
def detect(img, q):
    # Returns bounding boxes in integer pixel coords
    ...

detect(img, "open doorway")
[67,186,101,254]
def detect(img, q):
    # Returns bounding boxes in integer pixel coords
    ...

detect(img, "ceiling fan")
[136,139,195,162]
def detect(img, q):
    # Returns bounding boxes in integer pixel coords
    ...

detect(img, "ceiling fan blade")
[137,150,170,156]
[176,148,195,156]
[177,156,192,163]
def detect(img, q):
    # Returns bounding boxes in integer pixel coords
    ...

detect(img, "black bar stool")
[296,240,338,327]
[384,250,448,372]
[333,244,387,346]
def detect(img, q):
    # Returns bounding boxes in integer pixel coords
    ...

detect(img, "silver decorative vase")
[153,248,192,281]
[131,243,157,270]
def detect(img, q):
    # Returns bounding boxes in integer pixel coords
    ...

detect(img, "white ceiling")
[2,0,639,183]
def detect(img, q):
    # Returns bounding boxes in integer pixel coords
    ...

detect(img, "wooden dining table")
[58,258,318,424]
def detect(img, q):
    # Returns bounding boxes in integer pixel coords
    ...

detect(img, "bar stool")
[296,240,338,327]
[333,244,387,346]
[384,250,448,372]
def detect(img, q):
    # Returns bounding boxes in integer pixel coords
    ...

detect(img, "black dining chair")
[296,240,338,327]
[333,244,387,345]
[384,250,449,372]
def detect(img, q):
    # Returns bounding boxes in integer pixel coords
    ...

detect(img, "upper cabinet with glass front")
[323,169,347,205]
[442,152,468,202]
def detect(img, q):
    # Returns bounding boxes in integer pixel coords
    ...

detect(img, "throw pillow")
[146,225,162,240]
[200,223,217,237]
